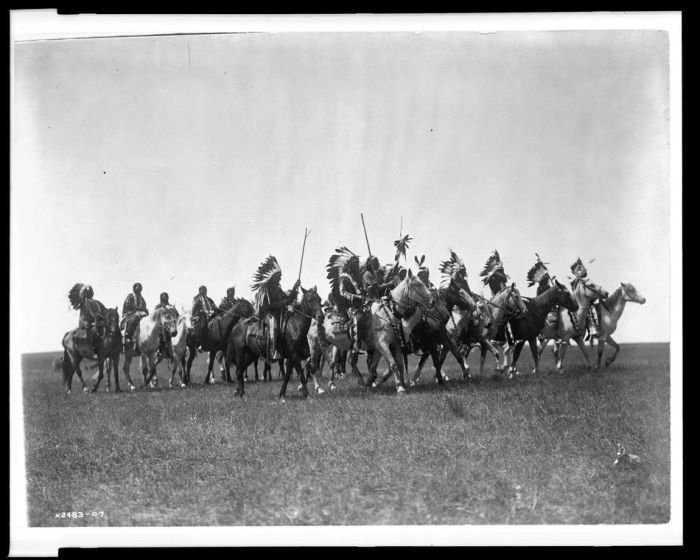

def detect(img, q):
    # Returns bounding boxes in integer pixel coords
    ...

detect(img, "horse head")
[554,280,579,312]
[391,268,434,316]
[620,282,646,304]
[573,278,608,303]
[503,282,528,317]
[300,285,323,320]
[154,307,179,337]
[104,307,121,336]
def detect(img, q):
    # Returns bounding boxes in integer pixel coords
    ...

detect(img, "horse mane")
[605,285,624,309]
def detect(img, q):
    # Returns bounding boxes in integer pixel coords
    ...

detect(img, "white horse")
[166,312,192,387]
[121,307,179,390]
[594,282,646,369]
[365,269,436,394]
[538,278,608,372]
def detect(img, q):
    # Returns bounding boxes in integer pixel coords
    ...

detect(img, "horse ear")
[414,256,420,266]
[301,286,307,294]
[420,255,425,266]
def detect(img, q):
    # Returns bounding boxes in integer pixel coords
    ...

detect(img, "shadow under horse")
[61,307,122,394]
[185,298,255,385]
[227,286,323,400]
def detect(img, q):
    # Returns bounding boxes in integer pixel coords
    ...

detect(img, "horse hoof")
[329,383,336,391]
[372,381,379,388]
[409,380,417,387]
[83,387,90,393]
[396,386,407,395]
[66,390,71,395]
[279,398,286,404]
[180,383,186,388]
[316,387,325,395]
[297,384,303,392]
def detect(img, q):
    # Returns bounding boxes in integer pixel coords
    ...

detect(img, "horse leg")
[73,360,89,393]
[441,331,469,380]
[91,359,105,393]
[295,360,310,399]
[571,336,592,370]
[110,352,121,392]
[204,351,216,385]
[410,352,431,386]
[278,358,292,401]
[185,344,196,384]
[390,345,407,394]
[595,337,606,371]
[528,338,540,375]
[509,340,526,378]
[62,350,75,394]
[121,355,137,391]
[431,346,445,385]
[604,336,620,368]
[365,351,381,388]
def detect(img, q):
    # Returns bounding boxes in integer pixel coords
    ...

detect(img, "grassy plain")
[20,342,671,527]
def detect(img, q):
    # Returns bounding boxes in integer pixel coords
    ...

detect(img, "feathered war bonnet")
[251,255,283,314]
[68,283,94,309]
[527,254,550,287]
[480,250,508,286]
[251,255,282,292]
[439,250,467,289]
[570,257,588,279]
[326,247,361,300]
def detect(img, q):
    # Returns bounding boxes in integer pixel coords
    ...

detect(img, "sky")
[12,24,674,353]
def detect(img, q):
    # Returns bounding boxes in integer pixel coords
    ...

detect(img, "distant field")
[20,342,671,527]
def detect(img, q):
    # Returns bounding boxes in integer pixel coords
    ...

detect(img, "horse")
[185,298,255,385]
[459,284,528,377]
[121,307,179,390]
[507,280,579,377]
[410,295,494,385]
[593,282,646,369]
[362,269,436,394]
[538,278,609,372]
[408,277,487,385]
[60,307,122,394]
[154,312,192,387]
[227,286,323,400]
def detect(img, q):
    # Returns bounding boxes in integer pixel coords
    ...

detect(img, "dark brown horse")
[185,298,255,385]
[227,286,323,400]
[61,307,122,393]
[508,280,578,376]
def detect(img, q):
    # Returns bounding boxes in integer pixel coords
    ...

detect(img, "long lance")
[297,228,310,284]
[361,213,372,257]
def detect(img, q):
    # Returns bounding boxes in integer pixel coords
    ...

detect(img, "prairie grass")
[21,343,670,527]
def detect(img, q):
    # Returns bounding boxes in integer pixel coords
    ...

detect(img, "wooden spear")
[361,213,372,257]
[297,228,310,283]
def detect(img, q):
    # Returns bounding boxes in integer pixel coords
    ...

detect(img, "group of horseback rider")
[69,246,605,364]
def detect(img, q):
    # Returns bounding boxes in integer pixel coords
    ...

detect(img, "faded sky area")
[12,25,673,353]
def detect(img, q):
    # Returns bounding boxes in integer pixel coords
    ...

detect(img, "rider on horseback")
[219,286,237,311]
[121,282,148,350]
[527,254,558,331]
[251,256,300,361]
[481,250,516,344]
[154,292,178,358]
[570,257,604,341]
[337,263,365,356]
[191,285,219,352]
[68,283,103,353]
